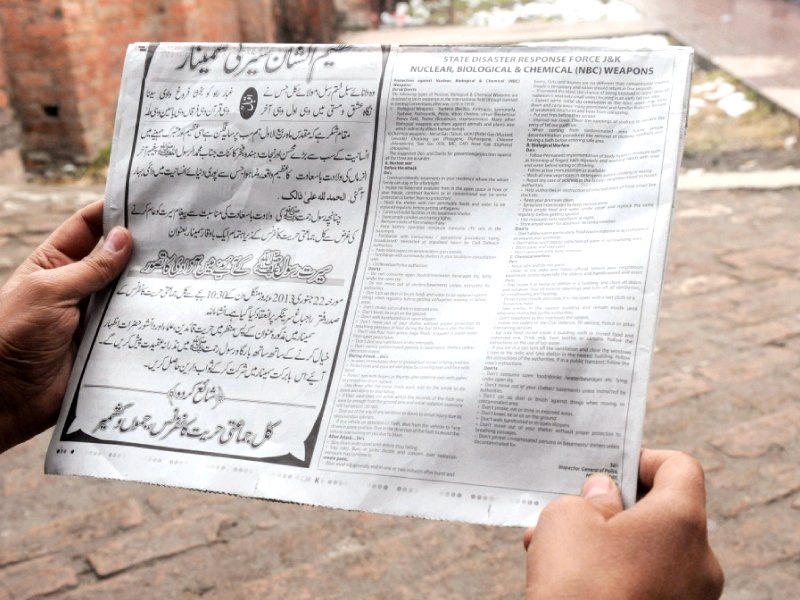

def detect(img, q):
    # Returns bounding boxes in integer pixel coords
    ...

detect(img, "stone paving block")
[0,556,78,599]
[1,468,46,497]
[722,562,800,600]
[719,278,800,324]
[226,500,423,573]
[713,376,800,416]
[59,573,169,600]
[665,273,739,296]
[737,315,800,347]
[214,523,507,600]
[22,219,68,235]
[722,277,800,303]
[650,335,729,371]
[697,346,797,385]
[145,487,230,519]
[20,234,47,247]
[658,294,738,322]
[722,264,786,283]
[0,436,45,467]
[721,303,790,327]
[673,202,733,220]
[720,245,797,270]
[0,498,145,567]
[86,510,233,577]
[646,371,711,411]
[713,505,800,569]
[709,462,800,518]
[708,407,800,458]
[142,504,455,598]
[0,223,24,236]
[411,538,524,599]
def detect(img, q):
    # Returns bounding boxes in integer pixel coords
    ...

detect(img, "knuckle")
[709,557,725,597]
[672,500,708,537]
[672,451,706,484]
[538,496,584,523]
[89,252,114,274]
[24,270,59,300]
[36,243,67,270]
[84,253,115,282]
[694,552,725,599]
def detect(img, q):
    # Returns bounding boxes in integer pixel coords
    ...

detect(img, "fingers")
[35,200,106,268]
[523,528,534,551]
[523,473,623,551]
[705,551,726,599]
[581,474,624,520]
[46,227,133,301]
[638,448,706,507]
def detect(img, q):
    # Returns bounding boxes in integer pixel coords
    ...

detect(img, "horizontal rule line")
[140,119,371,124]
[316,467,566,495]
[82,384,316,409]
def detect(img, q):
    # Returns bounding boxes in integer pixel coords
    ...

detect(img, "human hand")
[524,449,723,599]
[0,200,132,453]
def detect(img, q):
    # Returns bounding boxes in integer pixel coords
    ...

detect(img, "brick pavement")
[1,182,800,598]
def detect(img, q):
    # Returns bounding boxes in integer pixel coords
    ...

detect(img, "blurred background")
[0,1,798,598]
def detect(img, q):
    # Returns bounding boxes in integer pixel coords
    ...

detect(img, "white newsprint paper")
[46,43,693,527]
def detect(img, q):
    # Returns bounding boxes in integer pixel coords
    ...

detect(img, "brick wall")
[0,20,22,179]
[275,0,338,44]
[237,0,280,44]
[59,0,248,161]
[0,0,335,167]
[0,1,73,164]
[0,25,19,153]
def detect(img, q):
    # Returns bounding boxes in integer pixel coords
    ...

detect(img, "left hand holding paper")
[0,200,132,453]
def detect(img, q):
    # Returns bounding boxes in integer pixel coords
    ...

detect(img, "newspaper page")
[46,43,693,527]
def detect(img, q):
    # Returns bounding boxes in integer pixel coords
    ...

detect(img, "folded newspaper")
[46,42,693,527]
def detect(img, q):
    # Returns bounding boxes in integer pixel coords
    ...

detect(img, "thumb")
[52,227,133,300]
[581,474,624,520]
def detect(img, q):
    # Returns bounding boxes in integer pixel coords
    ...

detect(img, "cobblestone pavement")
[1,182,799,599]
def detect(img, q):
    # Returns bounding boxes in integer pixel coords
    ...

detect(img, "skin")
[524,449,724,599]
[0,200,132,453]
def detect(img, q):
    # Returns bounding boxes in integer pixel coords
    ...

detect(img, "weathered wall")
[0,0,334,167]
[0,1,74,164]
[237,0,280,44]
[0,21,22,179]
[275,0,337,44]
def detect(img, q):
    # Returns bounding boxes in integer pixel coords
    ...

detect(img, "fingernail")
[104,227,127,253]
[582,474,615,499]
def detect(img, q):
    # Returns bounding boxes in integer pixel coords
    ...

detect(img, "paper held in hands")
[46,43,693,527]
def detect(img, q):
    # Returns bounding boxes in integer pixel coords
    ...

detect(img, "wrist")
[527,566,650,600]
